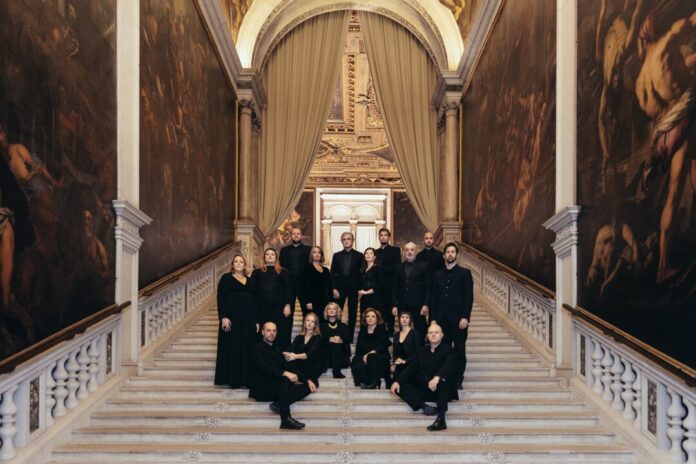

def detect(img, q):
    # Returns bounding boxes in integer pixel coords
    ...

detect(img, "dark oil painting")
[460,0,556,290]
[0,0,117,360]
[266,190,314,251]
[392,190,427,250]
[577,0,696,368]
[140,0,236,286]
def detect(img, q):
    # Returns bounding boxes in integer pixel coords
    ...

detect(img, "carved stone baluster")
[0,385,18,460]
[632,370,642,429]
[610,352,625,411]
[600,346,614,402]
[684,398,696,464]
[87,338,99,392]
[620,357,636,421]
[76,343,90,400]
[44,363,56,427]
[667,388,687,462]
[52,355,69,418]
[65,351,79,409]
[591,338,604,395]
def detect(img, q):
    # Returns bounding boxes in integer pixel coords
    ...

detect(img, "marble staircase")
[46,303,637,463]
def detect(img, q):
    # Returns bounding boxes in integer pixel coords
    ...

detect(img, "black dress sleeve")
[217,274,232,320]
[280,269,293,305]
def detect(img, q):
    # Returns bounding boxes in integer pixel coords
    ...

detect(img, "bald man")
[392,242,431,336]
[279,228,311,315]
[416,232,444,277]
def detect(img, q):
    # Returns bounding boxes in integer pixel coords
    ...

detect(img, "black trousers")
[442,320,469,385]
[399,304,427,340]
[251,377,310,420]
[335,284,359,342]
[290,276,308,315]
[326,342,349,372]
[351,352,390,387]
[398,380,450,418]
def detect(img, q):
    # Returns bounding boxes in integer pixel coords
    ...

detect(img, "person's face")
[326,306,337,319]
[424,233,434,248]
[264,250,277,265]
[232,256,246,273]
[341,235,353,249]
[404,243,417,261]
[311,248,322,262]
[444,247,457,264]
[304,315,317,332]
[262,323,277,343]
[379,231,389,244]
[365,311,377,327]
[427,325,444,345]
[399,313,411,328]
[364,249,375,263]
[291,229,302,243]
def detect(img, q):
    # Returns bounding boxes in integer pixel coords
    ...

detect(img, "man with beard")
[429,243,473,390]
[416,231,444,277]
[279,228,311,315]
[374,228,400,333]
[392,242,431,336]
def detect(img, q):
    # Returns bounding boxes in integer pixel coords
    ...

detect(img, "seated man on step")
[249,322,316,429]
[390,323,458,431]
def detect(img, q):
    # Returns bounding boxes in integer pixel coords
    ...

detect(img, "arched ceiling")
[235,0,465,72]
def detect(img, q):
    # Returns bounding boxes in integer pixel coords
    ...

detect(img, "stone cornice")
[543,206,582,259]
[457,0,504,94]
[113,200,153,254]
[432,70,464,109]
[237,68,267,110]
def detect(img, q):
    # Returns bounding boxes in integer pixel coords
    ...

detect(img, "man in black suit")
[416,231,444,277]
[279,228,311,315]
[390,323,458,431]
[392,242,431,335]
[374,228,401,333]
[249,322,317,429]
[330,232,363,342]
[429,242,474,389]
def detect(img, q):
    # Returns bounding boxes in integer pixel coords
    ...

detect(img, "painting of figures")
[0,0,117,359]
[266,191,314,251]
[140,0,236,286]
[577,0,696,367]
[460,0,556,290]
[393,191,427,250]
[219,0,254,43]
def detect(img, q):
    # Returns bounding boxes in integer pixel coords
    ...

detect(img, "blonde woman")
[284,312,324,386]
[215,254,258,388]
[320,302,350,378]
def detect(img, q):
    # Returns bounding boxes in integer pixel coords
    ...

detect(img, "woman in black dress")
[351,308,390,389]
[358,247,384,316]
[215,254,258,388]
[284,312,323,386]
[304,246,333,323]
[320,302,350,378]
[391,311,422,381]
[251,248,293,349]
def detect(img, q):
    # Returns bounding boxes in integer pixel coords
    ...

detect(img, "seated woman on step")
[284,312,324,386]
[391,311,422,381]
[351,308,390,389]
[320,302,351,378]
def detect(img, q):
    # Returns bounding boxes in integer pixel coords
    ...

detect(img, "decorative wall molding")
[543,205,582,259]
[457,0,504,94]
[112,200,152,254]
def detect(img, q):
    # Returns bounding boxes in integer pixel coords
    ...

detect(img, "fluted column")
[238,99,254,220]
[321,219,332,263]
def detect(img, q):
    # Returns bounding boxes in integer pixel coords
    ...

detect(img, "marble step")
[155,350,538,360]
[102,397,587,414]
[70,425,617,445]
[152,359,544,369]
[50,442,636,463]
[88,410,603,429]
[117,385,574,401]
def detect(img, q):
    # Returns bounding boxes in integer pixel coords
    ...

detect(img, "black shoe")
[457,384,464,390]
[280,416,305,429]
[333,370,346,379]
[360,382,379,389]
[427,417,447,431]
[269,402,280,414]
[423,405,438,416]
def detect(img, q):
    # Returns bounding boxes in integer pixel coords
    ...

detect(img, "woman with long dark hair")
[351,308,390,389]
[304,246,333,323]
[358,247,385,317]
[391,311,422,381]
[215,254,258,388]
[251,248,293,348]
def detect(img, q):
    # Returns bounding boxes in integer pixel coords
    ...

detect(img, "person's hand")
[428,376,440,392]
[307,380,318,392]
[330,336,341,344]
[394,358,405,365]
[282,371,298,383]
[358,290,366,296]
[221,318,231,332]
[392,307,398,317]
[283,352,297,361]
[333,289,340,299]
[459,318,469,330]
[420,305,429,317]
[306,303,313,311]
[283,304,291,317]
[391,381,400,394]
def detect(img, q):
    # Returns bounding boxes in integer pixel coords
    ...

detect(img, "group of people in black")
[214,228,473,431]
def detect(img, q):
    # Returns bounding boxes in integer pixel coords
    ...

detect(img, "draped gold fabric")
[360,12,440,231]
[258,11,349,236]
